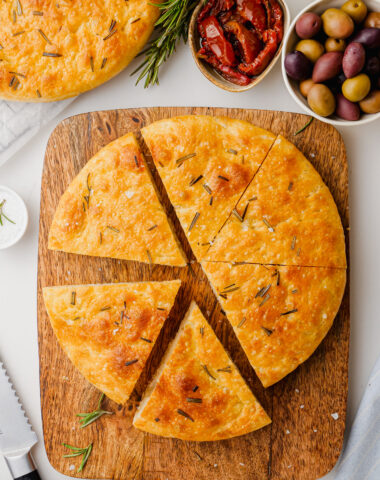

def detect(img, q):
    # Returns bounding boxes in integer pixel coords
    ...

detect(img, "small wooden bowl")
[188,0,290,92]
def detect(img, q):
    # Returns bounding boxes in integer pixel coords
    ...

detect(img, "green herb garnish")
[63,442,93,472]
[132,0,198,87]
[294,117,314,136]
[0,200,15,226]
[76,393,113,428]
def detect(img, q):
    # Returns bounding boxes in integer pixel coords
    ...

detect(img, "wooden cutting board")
[37,107,349,480]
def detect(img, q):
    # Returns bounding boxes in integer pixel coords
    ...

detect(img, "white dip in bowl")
[0,186,28,249]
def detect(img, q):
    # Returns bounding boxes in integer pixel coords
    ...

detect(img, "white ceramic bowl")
[0,185,28,250]
[282,0,380,126]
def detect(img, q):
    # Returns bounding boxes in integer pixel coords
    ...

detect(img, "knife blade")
[0,359,40,480]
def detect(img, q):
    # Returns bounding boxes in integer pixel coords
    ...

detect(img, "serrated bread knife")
[0,360,40,480]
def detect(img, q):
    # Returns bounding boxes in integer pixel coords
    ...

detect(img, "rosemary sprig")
[132,0,198,87]
[0,200,15,226]
[76,393,113,428]
[294,117,314,136]
[63,443,93,472]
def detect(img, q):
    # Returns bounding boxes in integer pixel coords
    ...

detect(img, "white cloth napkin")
[0,98,74,168]
[335,355,380,479]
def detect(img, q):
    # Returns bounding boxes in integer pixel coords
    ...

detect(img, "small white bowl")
[0,185,28,250]
[282,0,380,126]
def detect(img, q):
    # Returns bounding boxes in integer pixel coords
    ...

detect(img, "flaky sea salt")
[331,412,339,420]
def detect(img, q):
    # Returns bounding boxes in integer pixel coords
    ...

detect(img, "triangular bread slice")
[48,132,186,266]
[205,135,346,268]
[202,262,346,387]
[133,302,271,440]
[141,115,276,260]
[43,280,181,404]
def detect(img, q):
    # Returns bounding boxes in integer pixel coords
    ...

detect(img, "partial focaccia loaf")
[48,132,186,266]
[202,262,346,387]
[43,280,181,404]
[133,302,271,440]
[142,115,276,260]
[0,0,159,101]
[205,135,346,268]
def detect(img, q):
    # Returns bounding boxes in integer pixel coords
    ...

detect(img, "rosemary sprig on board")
[132,0,199,87]
[62,443,93,472]
[294,117,314,136]
[76,393,113,428]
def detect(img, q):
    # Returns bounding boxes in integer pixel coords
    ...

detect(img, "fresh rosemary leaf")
[0,200,15,225]
[63,443,93,473]
[294,117,313,136]
[76,393,113,428]
[132,0,198,87]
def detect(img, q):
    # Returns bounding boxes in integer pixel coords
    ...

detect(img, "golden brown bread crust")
[141,115,276,260]
[48,132,186,266]
[202,262,346,387]
[133,302,271,440]
[0,0,159,101]
[205,135,346,268]
[43,280,181,404]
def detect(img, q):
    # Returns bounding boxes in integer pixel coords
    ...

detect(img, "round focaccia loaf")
[0,0,159,102]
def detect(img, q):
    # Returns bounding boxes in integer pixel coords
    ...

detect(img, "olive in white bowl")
[282,0,380,126]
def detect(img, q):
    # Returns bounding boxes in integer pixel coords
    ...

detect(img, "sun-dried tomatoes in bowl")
[189,0,290,91]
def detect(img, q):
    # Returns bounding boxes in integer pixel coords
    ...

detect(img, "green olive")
[295,39,325,63]
[325,37,346,52]
[300,78,315,98]
[307,84,336,116]
[359,90,380,113]
[341,0,368,23]
[342,74,371,102]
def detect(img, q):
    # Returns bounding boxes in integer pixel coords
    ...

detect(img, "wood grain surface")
[37,107,350,480]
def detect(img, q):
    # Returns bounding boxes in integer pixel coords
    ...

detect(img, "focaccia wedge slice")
[202,262,346,387]
[205,135,346,268]
[48,132,186,266]
[141,115,276,260]
[43,280,181,404]
[133,302,271,441]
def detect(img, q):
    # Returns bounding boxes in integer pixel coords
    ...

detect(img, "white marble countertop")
[0,1,379,478]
